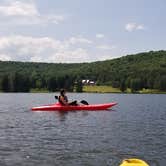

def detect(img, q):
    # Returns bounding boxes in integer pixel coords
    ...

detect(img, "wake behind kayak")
[31,102,117,111]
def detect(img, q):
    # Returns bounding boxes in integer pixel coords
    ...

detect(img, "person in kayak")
[58,89,78,106]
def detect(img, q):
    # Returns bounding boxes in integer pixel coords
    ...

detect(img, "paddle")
[54,96,89,105]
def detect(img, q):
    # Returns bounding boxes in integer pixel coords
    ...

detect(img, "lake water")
[0,93,165,166]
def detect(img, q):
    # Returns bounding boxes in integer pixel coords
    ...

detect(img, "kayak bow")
[120,159,149,166]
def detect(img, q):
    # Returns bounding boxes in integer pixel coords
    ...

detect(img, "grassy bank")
[139,88,166,94]
[83,85,166,94]
[83,85,121,93]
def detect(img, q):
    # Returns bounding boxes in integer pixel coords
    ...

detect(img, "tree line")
[0,50,166,92]
[0,73,83,92]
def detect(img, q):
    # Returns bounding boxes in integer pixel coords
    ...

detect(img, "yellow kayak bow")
[120,158,149,166]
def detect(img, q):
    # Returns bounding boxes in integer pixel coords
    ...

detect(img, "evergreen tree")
[120,80,127,92]
[75,80,83,92]
[1,75,10,92]
[130,78,142,92]
[159,76,166,91]
[48,77,57,92]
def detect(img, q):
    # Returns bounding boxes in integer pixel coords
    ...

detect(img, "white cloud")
[125,23,145,32]
[0,35,91,63]
[0,54,11,61]
[0,1,65,25]
[97,54,118,61]
[0,34,118,63]
[49,48,89,63]
[68,37,93,45]
[0,1,38,17]
[136,25,145,30]
[96,34,104,38]
[97,44,116,50]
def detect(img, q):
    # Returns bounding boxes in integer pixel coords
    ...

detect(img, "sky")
[0,0,165,63]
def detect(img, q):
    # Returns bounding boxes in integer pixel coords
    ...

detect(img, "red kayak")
[31,102,117,111]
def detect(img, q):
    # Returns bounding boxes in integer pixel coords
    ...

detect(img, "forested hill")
[0,50,166,92]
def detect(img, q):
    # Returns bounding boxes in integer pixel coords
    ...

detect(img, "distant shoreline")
[83,85,166,94]
[0,85,165,94]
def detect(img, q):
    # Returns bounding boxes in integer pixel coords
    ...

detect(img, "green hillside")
[0,50,166,92]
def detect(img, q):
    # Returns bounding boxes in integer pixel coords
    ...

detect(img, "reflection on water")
[56,111,69,122]
[55,110,90,122]
[0,93,165,166]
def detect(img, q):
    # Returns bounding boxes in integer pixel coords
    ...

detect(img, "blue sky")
[0,0,165,63]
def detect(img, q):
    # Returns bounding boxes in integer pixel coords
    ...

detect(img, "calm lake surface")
[0,93,165,166]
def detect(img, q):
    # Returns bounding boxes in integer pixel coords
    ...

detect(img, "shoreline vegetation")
[0,86,166,94]
[83,85,166,94]
[23,86,166,94]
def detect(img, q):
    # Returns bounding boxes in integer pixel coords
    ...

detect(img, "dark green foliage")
[130,78,142,92]
[1,73,30,92]
[75,80,83,92]
[120,80,127,92]
[159,76,166,90]
[47,75,75,92]
[47,77,57,92]
[1,75,10,92]
[11,73,30,92]
[0,50,166,92]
